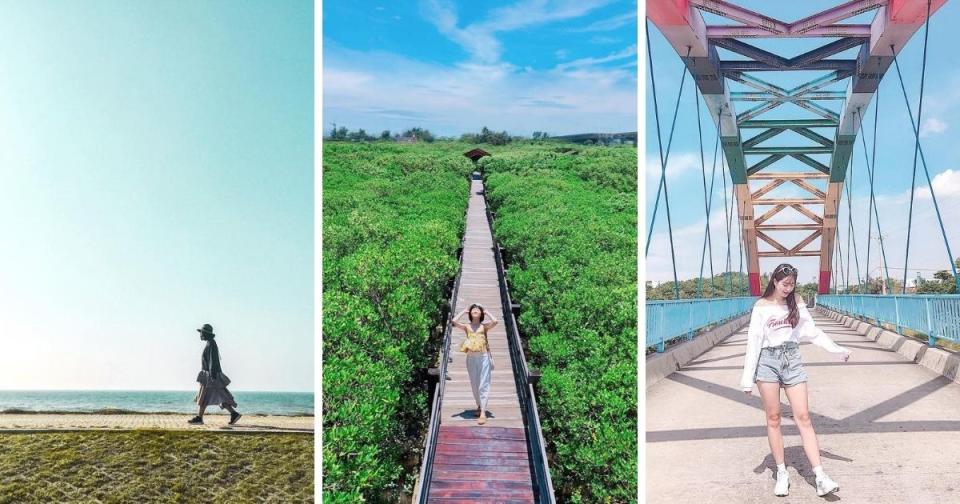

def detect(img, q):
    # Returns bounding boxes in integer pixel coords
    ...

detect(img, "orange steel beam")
[755,198,824,205]
[791,229,823,253]
[757,223,823,231]
[754,204,787,226]
[792,179,828,198]
[760,251,821,257]
[751,179,787,199]
[749,172,830,179]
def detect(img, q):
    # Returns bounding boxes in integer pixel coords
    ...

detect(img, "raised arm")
[450,308,469,330]
[483,309,499,330]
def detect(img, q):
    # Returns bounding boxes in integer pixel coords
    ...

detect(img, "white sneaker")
[816,473,839,496]
[774,470,790,497]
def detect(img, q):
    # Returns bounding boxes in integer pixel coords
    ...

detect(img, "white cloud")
[571,11,636,32]
[920,117,948,137]
[419,0,613,64]
[555,49,568,60]
[590,35,619,44]
[645,152,699,181]
[323,45,636,136]
[916,168,960,199]
[554,44,637,71]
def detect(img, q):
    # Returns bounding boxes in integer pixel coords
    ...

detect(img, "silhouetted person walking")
[188,323,242,425]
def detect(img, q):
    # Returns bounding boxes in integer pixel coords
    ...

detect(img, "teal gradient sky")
[0,1,313,391]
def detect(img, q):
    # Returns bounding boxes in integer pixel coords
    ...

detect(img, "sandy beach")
[0,413,314,433]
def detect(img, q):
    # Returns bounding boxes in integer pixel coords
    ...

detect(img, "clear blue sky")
[646,1,960,287]
[323,0,638,137]
[0,1,313,392]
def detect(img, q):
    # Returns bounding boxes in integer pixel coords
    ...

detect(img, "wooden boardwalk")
[426,176,535,502]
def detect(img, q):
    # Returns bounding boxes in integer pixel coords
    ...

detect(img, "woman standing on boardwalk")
[452,304,498,425]
[740,264,852,498]
[188,323,242,426]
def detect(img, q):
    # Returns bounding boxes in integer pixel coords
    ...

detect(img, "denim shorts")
[754,342,808,386]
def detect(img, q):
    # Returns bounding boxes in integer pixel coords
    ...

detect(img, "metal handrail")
[486,205,556,503]
[413,207,468,503]
[646,296,756,352]
[818,294,960,347]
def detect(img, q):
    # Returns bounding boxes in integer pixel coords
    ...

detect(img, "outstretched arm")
[798,301,850,360]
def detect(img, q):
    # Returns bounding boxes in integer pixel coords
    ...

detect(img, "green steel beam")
[721,136,749,184]
[742,128,786,149]
[745,146,833,155]
[746,154,785,176]
[793,128,834,148]
[740,119,838,128]
[790,153,831,174]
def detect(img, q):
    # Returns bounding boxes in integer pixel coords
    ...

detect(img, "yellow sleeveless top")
[459,324,489,352]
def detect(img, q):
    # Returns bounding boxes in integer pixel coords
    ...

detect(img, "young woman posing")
[740,264,852,497]
[451,303,498,425]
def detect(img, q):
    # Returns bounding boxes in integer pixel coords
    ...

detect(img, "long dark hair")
[467,303,485,324]
[762,263,799,327]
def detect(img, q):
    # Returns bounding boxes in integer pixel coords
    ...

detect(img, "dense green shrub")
[322,142,472,501]
[480,145,638,503]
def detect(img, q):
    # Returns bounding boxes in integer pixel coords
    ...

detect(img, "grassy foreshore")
[0,430,313,503]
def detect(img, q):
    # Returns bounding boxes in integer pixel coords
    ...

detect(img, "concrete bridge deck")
[647,310,960,503]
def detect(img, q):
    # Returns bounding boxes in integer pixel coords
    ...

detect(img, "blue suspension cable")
[891,46,959,293]
[855,104,893,295]
[902,0,932,294]
[844,153,862,290]
[858,108,873,293]
[736,185,745,296]
[722,155,733,295]
[645,23,690,259]
[697,107,721,298]
[695,84,708,297]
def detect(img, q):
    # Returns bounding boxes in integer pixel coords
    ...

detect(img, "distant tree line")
[646,257,960,299]
[327,126,436,143]
[326,125,559,145]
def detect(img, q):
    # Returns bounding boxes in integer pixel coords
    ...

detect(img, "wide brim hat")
[197,323,215,336]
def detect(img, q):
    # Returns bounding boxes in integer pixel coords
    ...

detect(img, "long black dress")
[195,339,237,408]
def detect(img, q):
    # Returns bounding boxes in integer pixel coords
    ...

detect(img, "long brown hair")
[762,263,799,327]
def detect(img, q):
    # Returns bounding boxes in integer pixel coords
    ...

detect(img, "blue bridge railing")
[817,294,960,347]
[646,297,756,352]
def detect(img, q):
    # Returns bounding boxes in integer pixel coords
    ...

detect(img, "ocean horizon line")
[0,388,314,394]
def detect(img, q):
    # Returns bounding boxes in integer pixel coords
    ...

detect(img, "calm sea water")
[0,390,313,416]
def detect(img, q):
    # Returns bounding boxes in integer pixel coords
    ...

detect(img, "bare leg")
[224,404,239,415]
[783,382,822,468]
[197,405,207,417]
[757,381,785,465]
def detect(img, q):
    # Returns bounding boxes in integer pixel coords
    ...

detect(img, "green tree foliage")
[480,145,638,503]
[461,126,512,145]
[646,272,750,300]
[401,127,435,143]
[322,142,472,501]
[329,126,349,140]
